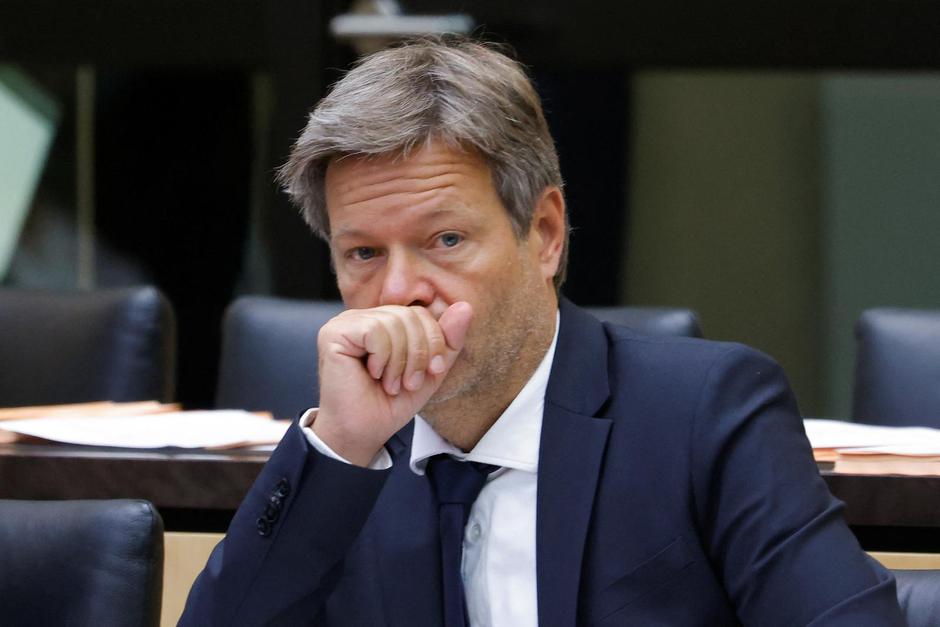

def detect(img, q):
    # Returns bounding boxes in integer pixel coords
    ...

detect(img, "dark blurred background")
[2,0,940,417]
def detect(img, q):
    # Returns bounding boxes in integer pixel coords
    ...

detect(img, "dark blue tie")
[426,455,497,627]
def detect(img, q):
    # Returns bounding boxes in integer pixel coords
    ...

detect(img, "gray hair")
[278,35,569,289]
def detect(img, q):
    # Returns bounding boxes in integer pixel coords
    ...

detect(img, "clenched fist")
[312,302,473,466]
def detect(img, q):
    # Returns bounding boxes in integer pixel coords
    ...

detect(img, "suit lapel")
[537,300,613,627]
[373,424,443,627]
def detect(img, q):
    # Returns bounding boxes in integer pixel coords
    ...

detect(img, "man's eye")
[439,233,462,248]
[353,247,376,260]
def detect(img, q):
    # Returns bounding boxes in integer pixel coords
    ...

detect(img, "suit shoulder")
[602,323,778,377]
[598,324,788,433]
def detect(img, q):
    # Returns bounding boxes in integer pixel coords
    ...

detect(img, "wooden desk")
[0,443,267,531]
[820,469,940,552]
[2,442,939,550]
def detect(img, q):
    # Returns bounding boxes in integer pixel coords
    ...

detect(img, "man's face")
[324,141,562,410]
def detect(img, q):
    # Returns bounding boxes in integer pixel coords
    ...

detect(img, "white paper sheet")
[0,410,290,449]
[803,418,940,452]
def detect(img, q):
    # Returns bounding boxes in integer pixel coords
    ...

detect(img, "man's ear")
[528,186,566,281]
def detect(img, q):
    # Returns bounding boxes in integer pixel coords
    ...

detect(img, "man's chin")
[426,365,476,407]
[426,380,464,406]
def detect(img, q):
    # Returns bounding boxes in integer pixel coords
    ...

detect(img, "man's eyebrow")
[331,206,474,242]
[330,226,370,242]
[418,206,471,222]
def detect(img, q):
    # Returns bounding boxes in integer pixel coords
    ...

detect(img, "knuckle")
[317,319,341,347]
[427,329,446,349]
[411,346,429,364]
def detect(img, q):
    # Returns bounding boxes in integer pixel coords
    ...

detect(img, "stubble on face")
[420,246,556,450]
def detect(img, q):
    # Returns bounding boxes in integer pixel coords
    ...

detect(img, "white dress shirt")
[301,312,559,627]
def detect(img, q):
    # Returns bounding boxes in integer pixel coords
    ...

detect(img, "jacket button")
[263,502,280,524]
[274,478,291,498]
[256,517,272,537]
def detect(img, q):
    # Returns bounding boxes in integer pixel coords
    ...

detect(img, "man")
[182,37,904,625]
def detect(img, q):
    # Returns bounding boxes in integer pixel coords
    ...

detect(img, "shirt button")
[468,523,482,542]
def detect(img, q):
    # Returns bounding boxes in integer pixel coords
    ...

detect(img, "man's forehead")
[325,148,493,218]
[325,142,486,182]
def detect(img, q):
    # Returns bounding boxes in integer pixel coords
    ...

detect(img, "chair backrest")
[215,297,344,419]
[0,286,176,406]
[0,499,164,627]
[851,308,940,427]
[585,306,703,338]
[894,569,940,627]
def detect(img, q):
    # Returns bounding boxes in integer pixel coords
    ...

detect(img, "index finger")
[412,306,448,375]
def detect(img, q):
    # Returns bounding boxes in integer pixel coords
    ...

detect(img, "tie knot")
[426,455,496,506]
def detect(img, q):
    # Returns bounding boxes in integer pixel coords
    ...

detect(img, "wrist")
[311,410,386,468]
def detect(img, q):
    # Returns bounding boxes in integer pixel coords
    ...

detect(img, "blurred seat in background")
[0,286,176,406]
[852,308,940,427]
[215,297,344,419]
[0,499,164,627]
[585,305,703,338]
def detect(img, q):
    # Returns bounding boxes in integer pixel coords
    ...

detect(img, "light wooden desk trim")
[162,531,224,627]
[869,551,940,570]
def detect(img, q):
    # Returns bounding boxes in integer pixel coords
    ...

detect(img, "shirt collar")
[410,310,560,475]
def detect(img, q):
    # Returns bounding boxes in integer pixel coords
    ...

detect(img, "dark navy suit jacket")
[181,301,904,626]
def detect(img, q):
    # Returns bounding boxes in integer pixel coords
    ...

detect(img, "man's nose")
[378,250,435,308]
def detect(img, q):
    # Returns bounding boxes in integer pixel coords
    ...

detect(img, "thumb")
[438,301,473,352]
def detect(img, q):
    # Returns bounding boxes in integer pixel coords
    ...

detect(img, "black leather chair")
[215,297,344,419]
[585,305,703,338]
[894,569,940,627]
[851,308,940,427]
[0,286,176,406]
[0,499,164,627]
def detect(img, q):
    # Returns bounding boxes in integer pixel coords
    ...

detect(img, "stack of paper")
[0,400,179,421]
[0,401,289,449]
[804,419,940,475]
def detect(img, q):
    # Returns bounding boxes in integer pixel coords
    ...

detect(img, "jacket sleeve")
[179,422,390,626]
[689,345,905,626]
